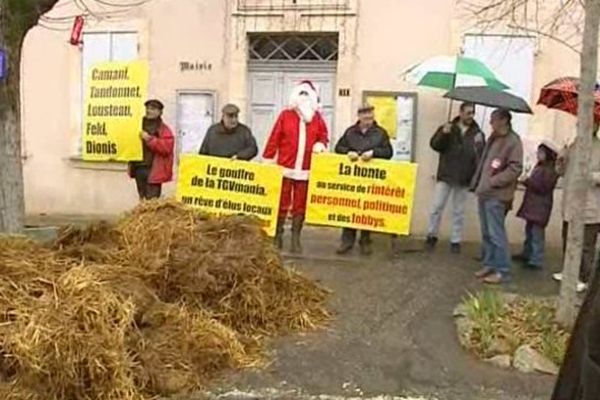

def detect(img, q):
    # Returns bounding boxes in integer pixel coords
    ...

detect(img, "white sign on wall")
[462,34,536,137]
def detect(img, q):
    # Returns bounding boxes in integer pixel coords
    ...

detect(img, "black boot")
[359,231,372,256]
[274,218,285,250]
[290,216,304,254]
[337,228,356,255]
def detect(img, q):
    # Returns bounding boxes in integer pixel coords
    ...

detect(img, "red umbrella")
[537,76,600,121]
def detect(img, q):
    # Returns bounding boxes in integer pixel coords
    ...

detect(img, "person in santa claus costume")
[263,80,329,253]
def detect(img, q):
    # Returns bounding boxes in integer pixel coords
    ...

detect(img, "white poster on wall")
[395,96,414,162]
[462,35,535,137]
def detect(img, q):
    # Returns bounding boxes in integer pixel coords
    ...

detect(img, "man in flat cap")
[199,103,258,160]
[334,102,393,255]
[128,99,175,201]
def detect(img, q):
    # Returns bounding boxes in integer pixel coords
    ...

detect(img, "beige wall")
[22,0,583,245]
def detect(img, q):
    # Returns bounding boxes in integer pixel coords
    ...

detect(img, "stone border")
[453,293,560,375]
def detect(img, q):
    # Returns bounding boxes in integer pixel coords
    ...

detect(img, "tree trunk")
[556,0,600,328]
[0,105,25,234]
[0,0,61,234]
[0,27,25,234]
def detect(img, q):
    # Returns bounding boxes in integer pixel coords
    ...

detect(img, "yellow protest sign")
[306,154,417,235]
[176,155,283,236]
[366,96,397,139]
[82,60,149,161]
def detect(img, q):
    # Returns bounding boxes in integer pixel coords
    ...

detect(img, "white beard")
[297,98,316,123]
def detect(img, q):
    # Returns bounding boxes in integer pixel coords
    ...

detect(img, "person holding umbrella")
[426,102,485,253]
[471,109,523,284]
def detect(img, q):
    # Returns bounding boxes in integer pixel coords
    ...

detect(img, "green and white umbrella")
[402,55,509,91]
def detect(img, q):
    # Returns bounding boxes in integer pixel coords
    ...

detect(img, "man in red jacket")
[263,81,329,253]
[128,99,175,200]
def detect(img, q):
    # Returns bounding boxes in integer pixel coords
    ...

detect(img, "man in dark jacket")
[426,102,484,254]
[335,103,393,255]
[472,108,523,284]
[199,103,258,160]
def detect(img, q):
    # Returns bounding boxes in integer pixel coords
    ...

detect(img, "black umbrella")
[443,86,533,114]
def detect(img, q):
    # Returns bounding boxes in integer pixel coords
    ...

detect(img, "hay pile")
[0,201,330,399]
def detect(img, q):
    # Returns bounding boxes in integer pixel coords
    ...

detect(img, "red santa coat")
[263,109,329,181]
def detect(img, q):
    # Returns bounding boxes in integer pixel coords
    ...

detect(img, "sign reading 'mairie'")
[82,60,149,161]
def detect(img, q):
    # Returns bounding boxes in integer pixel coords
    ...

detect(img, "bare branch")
[507,23,582,53]
[458,0,585,52]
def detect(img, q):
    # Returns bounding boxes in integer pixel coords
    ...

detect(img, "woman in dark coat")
[513,141,559,269]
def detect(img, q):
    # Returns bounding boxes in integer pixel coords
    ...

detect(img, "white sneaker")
[577,282,588,293]
[553,272,587,292]
[552,272,563,282]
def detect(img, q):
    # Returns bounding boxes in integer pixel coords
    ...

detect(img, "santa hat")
[289,80,319,110]
[299,80,317,93]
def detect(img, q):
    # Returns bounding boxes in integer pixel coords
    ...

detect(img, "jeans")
[478,198,511,277]
[427,181,468,244]
[523,221,545,267]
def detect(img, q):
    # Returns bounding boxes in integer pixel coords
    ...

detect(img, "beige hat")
[222,103,240,115]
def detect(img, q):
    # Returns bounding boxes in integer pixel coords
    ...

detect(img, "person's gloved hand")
[313,142,327,153]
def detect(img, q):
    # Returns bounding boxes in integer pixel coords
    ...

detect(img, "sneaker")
[552,273,587,292]
[450,243,461,254]
[475,267,494,278]
[425,236,438,250]
[552,272,563,282]
[483,272,511,285]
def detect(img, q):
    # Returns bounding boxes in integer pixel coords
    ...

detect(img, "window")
[78,32,137,156]
[237,0,349,11]
[249,33,338,61]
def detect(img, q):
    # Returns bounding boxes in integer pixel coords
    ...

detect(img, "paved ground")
[204,227,560,400]
[25,216,560,400]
